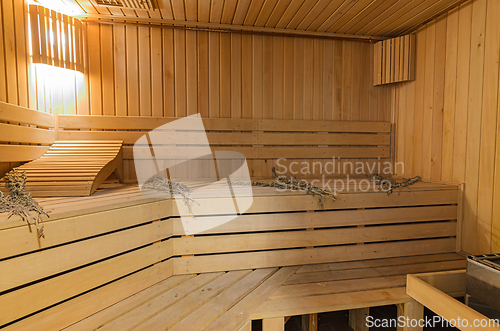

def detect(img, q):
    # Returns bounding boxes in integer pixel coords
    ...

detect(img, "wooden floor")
[63,253,466,331]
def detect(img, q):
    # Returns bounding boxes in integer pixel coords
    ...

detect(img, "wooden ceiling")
[71,0,465,38]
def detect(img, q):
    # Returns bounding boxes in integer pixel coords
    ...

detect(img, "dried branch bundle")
[0,169,48,238]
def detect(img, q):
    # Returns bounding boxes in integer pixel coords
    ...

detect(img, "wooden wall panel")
[75,23,392,180]
[0,1,393,181]
[373,35,416,86]
[394,0,500,255]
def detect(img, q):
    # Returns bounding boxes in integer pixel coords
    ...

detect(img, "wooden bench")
[14,140,124,197]
[62,254,466,331]
[0,180,463,330]
[0,102,55,165]
[406,270,500,330]
[1,110,392,193]
[57,115,392,181]
[0,103,124,197]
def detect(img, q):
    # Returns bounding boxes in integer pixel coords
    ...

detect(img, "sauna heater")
[466,254,500,312]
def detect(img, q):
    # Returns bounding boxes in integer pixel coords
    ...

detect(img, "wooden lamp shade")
[373,34,416,86]
[28,4,84,73]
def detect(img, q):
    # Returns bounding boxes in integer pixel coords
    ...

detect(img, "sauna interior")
[1,0,499,330]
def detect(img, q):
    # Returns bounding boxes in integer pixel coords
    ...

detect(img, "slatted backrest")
[0,102,56,162]
[58,115,391,180]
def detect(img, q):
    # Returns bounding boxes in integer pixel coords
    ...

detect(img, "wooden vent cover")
[373,35,416,86]
[93,0,157,10]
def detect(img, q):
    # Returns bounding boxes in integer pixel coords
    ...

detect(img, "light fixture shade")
[29,4,84,73]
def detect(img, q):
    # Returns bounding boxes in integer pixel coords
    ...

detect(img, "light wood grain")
[393,0,499,254]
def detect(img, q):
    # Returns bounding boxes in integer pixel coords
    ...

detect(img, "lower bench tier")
[0,181,462,329]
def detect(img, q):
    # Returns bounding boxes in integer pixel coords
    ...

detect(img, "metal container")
[466,254,500,312]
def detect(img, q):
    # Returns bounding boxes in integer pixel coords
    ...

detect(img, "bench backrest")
[58,115,392,181]
[0,102,55,163]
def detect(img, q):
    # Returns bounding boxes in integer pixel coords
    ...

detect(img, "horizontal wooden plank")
[0,123,55,144]
[295,253,464,274]
[284,260,466,285]
[407,272,499,330]
[58,131,390,146]
[203,118,259,131]
[172,238,456,274]
[86,272,226,331]
[258,147,390,159]
[58,115,179,130]
[271,275,408,300]
[131,271,249,331]
[62,273,198,331]
[0,221,173,293]
[58,115,259,131]
[168,268,278,331]
[259,119,391,133]
[0,205,457,261]
[52,141,124,146]
[203,267,298,331]
[0,145,50,162]
[172,205,458,235]
[258,133,390,146]
[0,200,173,259]
[187,190,460,216]
[173,222,457,255]
[1,260,174,331]
[0,101,55,127]
[127,146,389,160]
[57,116,391,134]
[0,241,171,326]
[58,131,259,145]
[127,146,259,159]
[250,287,409,319]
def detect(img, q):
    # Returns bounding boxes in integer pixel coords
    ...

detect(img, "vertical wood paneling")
[441,8,459,182]
[477,0,500,254]
[421,21,435,179]
[464,0,487,254]
[87,23,101,115]
[0,1,6,103]
[431,17,446,180]
[283,37,293,120]
[293,38,304,120]
[151,28,163,117]
[231,34,242,119]
[138,27,151,116]
[272,36,284,120]
[198,31,209,118]
[241,34,252,119]
[322,39,333,120]
[14,0,28,108]
[262,35,273,119]
[185,30,197,116]
[208,32,220,118]
[220,33,231,118]
[394,0,500,254]
[163,29,175,117]
[252,35,263,120]
[101,24,114,116]
[3,0,18,105]
[341,41,351,121]
[1,4,393,190]
[174,29,186,117]
[125,25,139,116]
